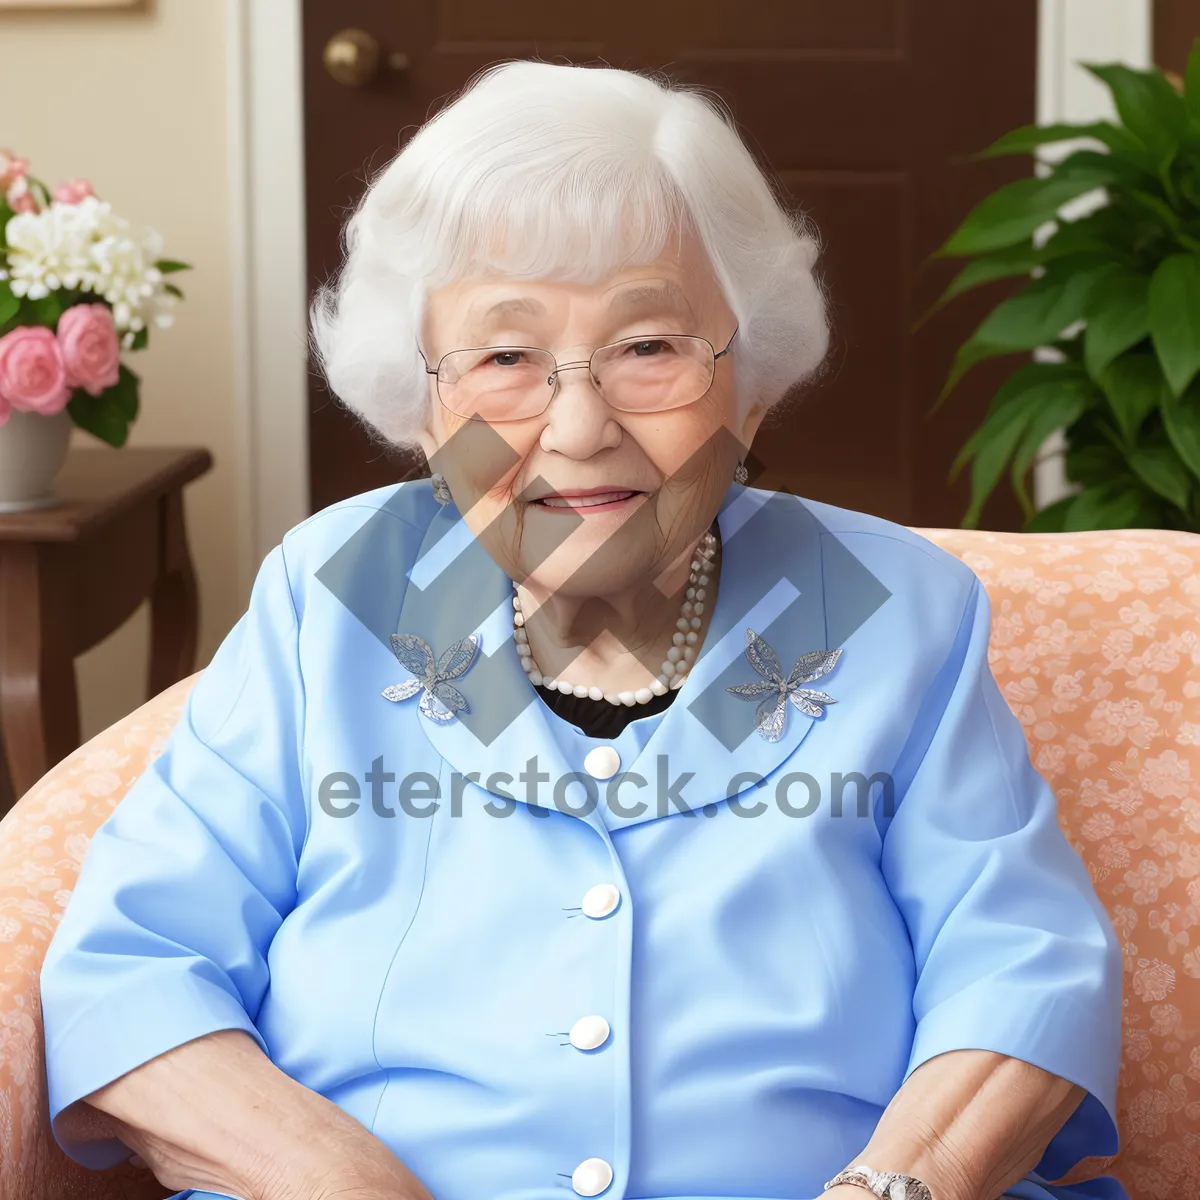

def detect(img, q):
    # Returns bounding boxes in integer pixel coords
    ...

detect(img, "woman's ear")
[413,426,440,464]
[413,390,446,466]
[733,396,769,456]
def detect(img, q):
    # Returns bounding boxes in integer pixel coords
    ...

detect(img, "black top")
[539,683,678,738]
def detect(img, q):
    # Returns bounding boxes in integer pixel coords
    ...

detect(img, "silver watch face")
[879,1172,933,1200]
[836,1165,932,1200]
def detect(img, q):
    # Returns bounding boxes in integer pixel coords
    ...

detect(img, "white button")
[571,1157,613,1196]
[583,745,621,779]
[569,1014,611,1050]
[581,883,620,919]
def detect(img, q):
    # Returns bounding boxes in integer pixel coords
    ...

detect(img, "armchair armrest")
[0,673,199,1200]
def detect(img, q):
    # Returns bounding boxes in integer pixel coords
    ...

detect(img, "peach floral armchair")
[1,529,1199,1200]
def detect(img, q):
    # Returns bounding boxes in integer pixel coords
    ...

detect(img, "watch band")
[824,1163,934,1200]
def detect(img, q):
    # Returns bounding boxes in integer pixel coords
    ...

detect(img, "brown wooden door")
[303,0,1035,528]
[1156,1,1198,79]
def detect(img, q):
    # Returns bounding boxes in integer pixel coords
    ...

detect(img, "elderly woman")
[40,61,1122,1200]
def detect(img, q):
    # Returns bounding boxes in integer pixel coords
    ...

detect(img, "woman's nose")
[537,366,622,458]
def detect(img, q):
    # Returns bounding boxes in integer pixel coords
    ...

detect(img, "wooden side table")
[0,447,212,811]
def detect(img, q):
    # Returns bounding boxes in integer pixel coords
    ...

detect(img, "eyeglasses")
[419,326,737,423]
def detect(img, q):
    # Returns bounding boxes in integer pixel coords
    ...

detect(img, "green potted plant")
[931,39,1200,532]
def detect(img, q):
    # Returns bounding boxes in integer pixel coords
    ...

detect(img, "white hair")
[310,60,830,449]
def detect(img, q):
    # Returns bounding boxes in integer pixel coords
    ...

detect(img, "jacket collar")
[608,485,832,830]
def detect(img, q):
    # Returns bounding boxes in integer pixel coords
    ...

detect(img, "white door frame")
[226,0,1153,560]
[227,0,310,571]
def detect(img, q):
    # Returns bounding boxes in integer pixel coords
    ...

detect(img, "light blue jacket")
[39,482,1125,1200]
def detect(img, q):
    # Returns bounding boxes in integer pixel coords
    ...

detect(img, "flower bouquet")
[0,151,189,483]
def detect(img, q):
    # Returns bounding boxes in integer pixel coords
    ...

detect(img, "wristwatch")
[824,1163,934,1200]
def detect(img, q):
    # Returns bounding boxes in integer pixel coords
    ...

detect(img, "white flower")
[3,196,180,333]
[148,289,177,329]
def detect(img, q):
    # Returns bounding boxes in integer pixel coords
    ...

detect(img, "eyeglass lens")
[435,335,719,421]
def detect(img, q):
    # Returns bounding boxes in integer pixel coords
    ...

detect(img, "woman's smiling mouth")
[530,488,645,513]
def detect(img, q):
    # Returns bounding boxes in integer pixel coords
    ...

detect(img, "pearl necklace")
[512,529,718,707]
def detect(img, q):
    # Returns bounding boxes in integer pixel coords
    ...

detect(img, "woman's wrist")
[836,1144,970,1200]
[824,1162,950,1200]
[79,1030,418,1200]
[233,1071,434,1200]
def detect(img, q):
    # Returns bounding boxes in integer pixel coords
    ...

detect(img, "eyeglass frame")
[417,324,739,422]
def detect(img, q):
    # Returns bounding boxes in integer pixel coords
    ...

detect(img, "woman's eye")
[490,351,524,367]
[630,339,671,357]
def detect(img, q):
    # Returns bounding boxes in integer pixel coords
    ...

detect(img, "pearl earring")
[431,472,453,505]
[733,461,749,485]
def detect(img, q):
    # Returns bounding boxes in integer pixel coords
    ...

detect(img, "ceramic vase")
[0,409,72,513]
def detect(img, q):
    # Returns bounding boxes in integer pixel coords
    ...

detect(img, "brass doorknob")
[323,28,409,87]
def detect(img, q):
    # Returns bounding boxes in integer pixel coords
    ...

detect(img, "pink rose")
[0,150,29,190]
[52,178,95,204]
[5,175,37,214]
[57,303,120,397]
[0,326,70,416]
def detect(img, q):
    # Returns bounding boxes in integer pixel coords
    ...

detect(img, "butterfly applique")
[726,628,842,742]
[383,633,480,724]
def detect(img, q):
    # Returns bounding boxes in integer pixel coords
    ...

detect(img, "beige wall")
[0,0,248,740]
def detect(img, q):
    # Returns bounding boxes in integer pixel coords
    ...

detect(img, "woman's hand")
[69,1029,435,1200]
[833,1049,1086,1200]
[283,1131,435,1200]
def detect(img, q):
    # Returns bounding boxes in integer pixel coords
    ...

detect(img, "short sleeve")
[39,543,309,1170]
[881,573,1122,1179]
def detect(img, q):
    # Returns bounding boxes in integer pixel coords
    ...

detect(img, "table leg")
[148,490,200,698]
[0,543,81,803]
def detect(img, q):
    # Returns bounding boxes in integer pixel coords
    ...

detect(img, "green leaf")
[973,122,1115,158]
[993,121,1153,171]
[1090,122,1163,172]
[1161,378,1200,478]
[27,177,50,209]
[130,327,149,351]
[1009,385,1092,515]
[1066,438,1127,487]
[941,265,1113,399]
[106,363,140,422]
[1180,161,1200,212]
[938,339,1010,403]
[919,243,1042,326]
[1125,187,1181,232]
[977,263,1112,345]
[1084,62,1188,163]
[67,388,131,447]
[981,359,1086,417]
[1054,147,1153,191]
[1062,480,1159,530]
[163,282,185,299]
[1084,271,1151,378]
[1148,253,1200,396]
[1185,37,1200,128]
[1025,495,1076,532]
[1040,207,1137,263]
[961,405,1040,528]
[936,166,1121,258]
[1098,352,1164,444]
[155,259,191,274]
[952,362,1088,526]
[0,281,17,327]
[24,291,63,328]
[1129,439,1194,510]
